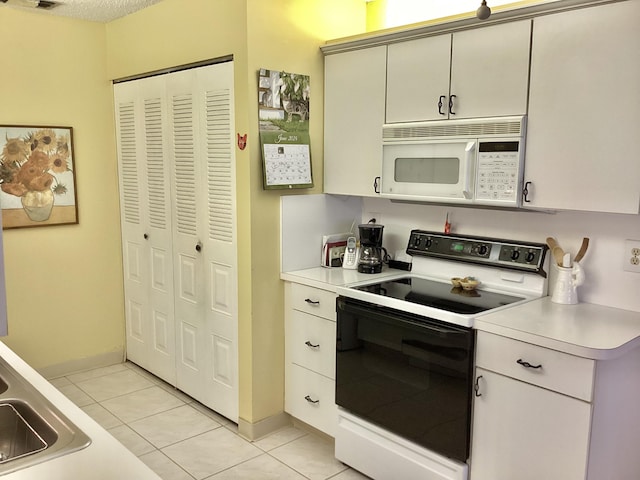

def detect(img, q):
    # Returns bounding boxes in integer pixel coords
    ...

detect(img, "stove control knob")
[424,237,432,249]
[526,251,536,263]
[511,250,520,261]
[478,244,489,256]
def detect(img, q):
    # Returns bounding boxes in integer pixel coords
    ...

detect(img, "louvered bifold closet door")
[114,77,177,384]
[166,62,238,421]
[166,69,209,407]
[197,62,238,422]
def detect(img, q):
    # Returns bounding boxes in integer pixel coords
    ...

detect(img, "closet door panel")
[115,77,176,384]
[197,62,238,421]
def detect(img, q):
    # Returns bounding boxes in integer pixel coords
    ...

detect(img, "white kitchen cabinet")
[471,331,640,479]
[524,0,640,213]
[386,21,531,123]
[114,62,239,422]
[284,282,338,436]
[323,46,387,197]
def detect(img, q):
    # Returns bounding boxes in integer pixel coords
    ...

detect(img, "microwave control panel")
[475,141,522,205]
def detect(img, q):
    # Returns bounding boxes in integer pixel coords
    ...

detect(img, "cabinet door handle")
[449,94,457,115]
[374,176,380,194]
[195,242,202,252]
[517,358,542,369]
[304,298,320,305]
[474,375,483,397]
[304,395,319,404]
[523,181,532,203]
[305,341,320,349]
[143,233,149,240]
[438,95,446,115]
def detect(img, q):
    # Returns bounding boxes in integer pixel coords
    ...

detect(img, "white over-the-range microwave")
[381,115,527,207]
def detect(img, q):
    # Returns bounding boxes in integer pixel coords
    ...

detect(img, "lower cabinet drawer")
[288,283,337,321]
[475,331,595,401]
[286,309,336,379]
[285,363,337,436]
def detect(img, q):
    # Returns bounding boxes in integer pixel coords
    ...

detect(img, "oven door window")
[336,297,474,463]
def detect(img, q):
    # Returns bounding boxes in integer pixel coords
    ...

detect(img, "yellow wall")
[365,0,553,31]
[0,9,125,370]
[244,0,366,422]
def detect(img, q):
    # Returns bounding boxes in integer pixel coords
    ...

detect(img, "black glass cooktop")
[354,276,525,315]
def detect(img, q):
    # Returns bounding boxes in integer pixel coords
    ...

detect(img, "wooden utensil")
[574,237,590,263]
[546,237,560,251]
[552,246,565,266]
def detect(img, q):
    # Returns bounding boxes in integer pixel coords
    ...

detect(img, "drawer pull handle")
[517,358,542,369]
[474,375,483,397]
[304,298,320,305]
[304,395,319,404]
[305,341,320,349]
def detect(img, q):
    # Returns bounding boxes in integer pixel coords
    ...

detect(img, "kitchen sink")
[0,356,91,474]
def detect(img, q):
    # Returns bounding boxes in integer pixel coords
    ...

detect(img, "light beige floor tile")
[66,363,129,384]
[207,453,307,479]
[101,386,185,423]
[76,369,154,401]
[190,402,236,428]
[57,383,95,407]
[270,434,347,480]
[49,376,72,388]
[130,404,221,448]
[108,424,156,456]
[162,428,262,479]
[253,426,307,452]
[81,403,123,429]
[140,450,195,480]
[157,382,197,404]
[328,467,372,479]
[125,362,164,384]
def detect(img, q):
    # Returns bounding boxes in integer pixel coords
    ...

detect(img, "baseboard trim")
[38,349,125,379]
[238,411,292,441]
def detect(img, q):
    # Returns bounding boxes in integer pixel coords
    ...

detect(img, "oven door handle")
[337,298,470,336]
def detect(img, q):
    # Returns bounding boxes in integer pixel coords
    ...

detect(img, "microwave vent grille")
[383,119,523,140]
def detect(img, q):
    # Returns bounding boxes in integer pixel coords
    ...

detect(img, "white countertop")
[0,341,161,480]
[475,297,640,360]
[280,266,400,292]
[282,268,640,361]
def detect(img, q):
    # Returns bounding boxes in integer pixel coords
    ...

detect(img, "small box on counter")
[321,233,350,268]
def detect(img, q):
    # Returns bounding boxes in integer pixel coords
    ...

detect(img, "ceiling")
[0,0,164,23]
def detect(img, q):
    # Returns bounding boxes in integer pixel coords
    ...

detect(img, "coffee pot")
[357,223,387,274]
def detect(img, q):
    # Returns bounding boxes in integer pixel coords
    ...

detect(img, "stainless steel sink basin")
[0,356,91,474]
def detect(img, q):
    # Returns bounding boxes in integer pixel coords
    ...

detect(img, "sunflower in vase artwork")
[0,128,71,222]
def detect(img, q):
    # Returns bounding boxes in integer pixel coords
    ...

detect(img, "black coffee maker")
[357,223,386,274]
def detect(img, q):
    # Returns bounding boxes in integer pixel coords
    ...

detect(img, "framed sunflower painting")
[0,125,78,229]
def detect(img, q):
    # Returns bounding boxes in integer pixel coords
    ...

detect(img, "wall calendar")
[258,68,313,190]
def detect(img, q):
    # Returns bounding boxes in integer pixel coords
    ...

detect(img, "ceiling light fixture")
[477,0,491,20]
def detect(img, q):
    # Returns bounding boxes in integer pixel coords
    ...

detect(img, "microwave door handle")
[463,141,476,200]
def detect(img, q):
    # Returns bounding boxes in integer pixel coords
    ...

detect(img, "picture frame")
[0,125,78,229]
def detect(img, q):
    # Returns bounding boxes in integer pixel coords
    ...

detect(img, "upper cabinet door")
[450,20,531,119]
[386,34,452,123]
[386,21,530,124]
[525,1,640,213]
[324,46,387,197]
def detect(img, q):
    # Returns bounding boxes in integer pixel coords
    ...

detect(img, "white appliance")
[381,116,526,207]
[334,230,549,480]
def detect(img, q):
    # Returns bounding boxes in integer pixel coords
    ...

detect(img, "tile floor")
[49,362,369,480]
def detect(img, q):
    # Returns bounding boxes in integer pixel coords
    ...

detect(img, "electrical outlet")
[624,240,640,272]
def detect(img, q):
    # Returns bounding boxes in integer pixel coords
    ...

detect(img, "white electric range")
[334,230,549,480]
